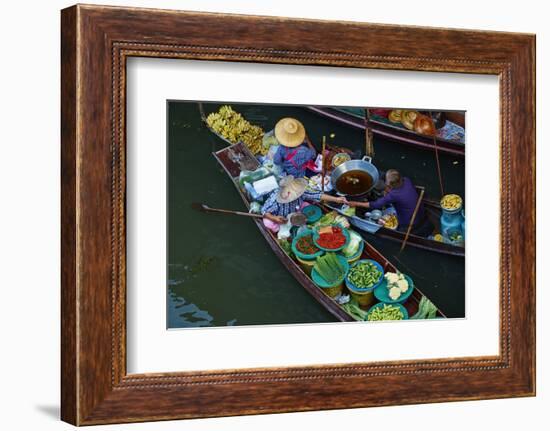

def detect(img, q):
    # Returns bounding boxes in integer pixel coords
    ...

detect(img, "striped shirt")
[261,190,323,217]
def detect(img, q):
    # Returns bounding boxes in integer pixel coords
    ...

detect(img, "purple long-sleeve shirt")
[369,177,424,227]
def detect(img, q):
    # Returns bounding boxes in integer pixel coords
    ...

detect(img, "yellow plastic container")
[349,289,376,308]
[296,255,316,276]
[320,281,344,299]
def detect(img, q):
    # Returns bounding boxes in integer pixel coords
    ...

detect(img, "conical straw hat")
[276,175,308,204]
[274,118,306,148]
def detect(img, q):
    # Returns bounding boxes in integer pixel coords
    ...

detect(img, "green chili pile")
[348,261,382,289]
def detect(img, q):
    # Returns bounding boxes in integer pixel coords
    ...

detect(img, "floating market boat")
[327,198,465,258]
[211,140,446,322]
[306,106,465,157]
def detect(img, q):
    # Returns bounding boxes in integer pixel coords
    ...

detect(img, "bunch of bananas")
[206,105,267,155]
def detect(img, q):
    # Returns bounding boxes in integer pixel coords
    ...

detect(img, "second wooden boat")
[327,198,465,257]
[307,106,465,157]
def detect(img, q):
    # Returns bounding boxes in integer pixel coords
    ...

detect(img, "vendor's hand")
[321,194,347,205]
[348,201,369,208]
[266,213,287,224]
[332,196,348,205]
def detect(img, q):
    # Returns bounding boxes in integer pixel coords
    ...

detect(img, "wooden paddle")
[400,187,425,253]
[191,202,264,219]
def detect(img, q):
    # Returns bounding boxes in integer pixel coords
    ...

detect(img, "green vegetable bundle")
[348,261,382,289]
[314,253,345,284]
[411,296,438,319]
[342,300,367,321]
[342,230,362,258]
[313,211,350,229]
[367,304,404,321]
[278,238,293,257]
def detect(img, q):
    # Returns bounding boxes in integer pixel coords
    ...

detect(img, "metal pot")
[330,156,379,197]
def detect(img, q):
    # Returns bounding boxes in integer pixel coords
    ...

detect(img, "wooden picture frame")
[61,4,536,425]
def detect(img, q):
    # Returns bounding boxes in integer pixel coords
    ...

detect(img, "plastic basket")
[311,255,350,299]
[373,274,414,304]
[366,302,409,321]
[345,259,384,308]
[312,225,350,252]
[291,230,324,260]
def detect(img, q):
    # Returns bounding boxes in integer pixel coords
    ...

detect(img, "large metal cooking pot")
[331,156,379,197]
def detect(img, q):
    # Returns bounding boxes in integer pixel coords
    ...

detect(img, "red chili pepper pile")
[296,235,319,255]
[316,226,346,249]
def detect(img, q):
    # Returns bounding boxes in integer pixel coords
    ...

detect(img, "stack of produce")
[379,213,398,230]
[295,235,320,256]
[315,225,347,250]
[384,272,409,300]
[440,194,463,211]
[387,109,436,136]
[313,253,346,285]
[331,153,351,168]
[341,230,362,258]
[348,261,382,289]
[313,210,350,229]
[367,303,405,321]
[206,105,267,155]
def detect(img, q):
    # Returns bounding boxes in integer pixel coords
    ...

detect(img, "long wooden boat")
[306,106,465,157]
[211,140,446,321]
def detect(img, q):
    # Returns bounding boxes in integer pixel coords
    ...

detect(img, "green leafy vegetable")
[411,296,438,319]
[314,253,345,284]
[342,300,367,321]
[341,206,356,217]
[278,239,293,257]
[342,230,362,257]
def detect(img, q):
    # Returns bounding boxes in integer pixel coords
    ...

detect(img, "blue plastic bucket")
[345,259,384,308]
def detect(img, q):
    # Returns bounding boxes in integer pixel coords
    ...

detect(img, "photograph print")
[167,101,465,328]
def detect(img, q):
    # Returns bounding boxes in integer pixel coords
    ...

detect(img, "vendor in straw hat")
[261,175,347,225]
[272,118,318,178]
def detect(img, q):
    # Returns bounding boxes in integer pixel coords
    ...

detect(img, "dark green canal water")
[167,101,465,329]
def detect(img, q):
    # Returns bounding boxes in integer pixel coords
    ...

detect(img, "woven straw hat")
[274,118,306,148]
[276,175,308,204]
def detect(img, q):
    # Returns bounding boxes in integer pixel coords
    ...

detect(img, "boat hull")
[307,106,465,157]
[328,204,465,257]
